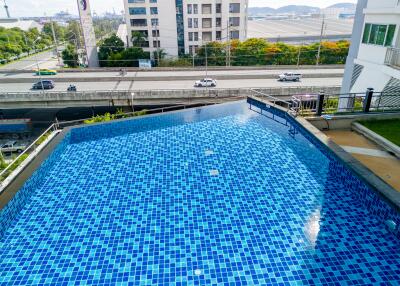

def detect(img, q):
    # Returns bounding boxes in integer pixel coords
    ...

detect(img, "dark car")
[32,80,55,90]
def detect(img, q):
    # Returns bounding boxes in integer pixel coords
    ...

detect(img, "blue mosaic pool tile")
[0,100,399,285]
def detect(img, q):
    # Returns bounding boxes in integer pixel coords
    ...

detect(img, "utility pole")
[205,43,208,79]
[297,32,306,67]
[22,32,29,54]
[153,23,160,66]
[316,15,325,66]
[3,0,10,18]
[33,37,45,92]
[226,21,230,67]
[50,19,62,67]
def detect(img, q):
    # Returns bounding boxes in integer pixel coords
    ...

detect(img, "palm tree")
[131,31,147,47]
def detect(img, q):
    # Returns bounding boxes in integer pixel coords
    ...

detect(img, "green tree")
[197,41,226,66]
[131,31,147,47]
[0,27,52,64]
[118,47,150,67]
[62,44,78,68]
[98,34,125,67]
[231,38,269,66]
[66,21,83,48]
[42,22,66,42]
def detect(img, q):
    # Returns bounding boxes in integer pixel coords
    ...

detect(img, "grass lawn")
[360,119,400,146]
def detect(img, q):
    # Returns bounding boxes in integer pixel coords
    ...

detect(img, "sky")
[1,0,358,17]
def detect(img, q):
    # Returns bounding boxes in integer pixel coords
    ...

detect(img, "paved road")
[0,77,342,92]
[0,68,343,80]
[0,50,60,71]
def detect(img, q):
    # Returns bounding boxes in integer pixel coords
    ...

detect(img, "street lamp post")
[199,36,209,92]
[33,37,45,91]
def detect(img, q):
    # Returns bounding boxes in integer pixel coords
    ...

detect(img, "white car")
[1,141,27,153]
[278,72,302,82]
[194,78,217,87]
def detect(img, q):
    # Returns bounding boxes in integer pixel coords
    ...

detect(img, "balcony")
[384,47,400,68]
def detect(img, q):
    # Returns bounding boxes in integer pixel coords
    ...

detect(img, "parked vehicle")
[0,141,27,153]
[194,78,217,87]
[67,84,77,92]
[35,69,57,76]
[32,80,55,90]
[278,72,302,82]
[0,119,32,134]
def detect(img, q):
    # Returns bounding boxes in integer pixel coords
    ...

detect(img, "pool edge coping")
[250,95,400,211]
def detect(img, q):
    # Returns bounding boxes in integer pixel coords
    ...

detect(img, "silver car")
[194,78,217,87]
[278,72,302,82]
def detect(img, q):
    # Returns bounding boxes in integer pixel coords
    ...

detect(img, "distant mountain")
[248,5,320,16]
[247,7,276,15]
[327,3,356,10]
[248,3,356,16]
[276,5,320,14]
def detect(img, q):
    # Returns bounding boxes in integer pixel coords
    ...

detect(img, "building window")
[193,18,198,28]
[129,7,146,15]
[128,0,145,3]
[193,4,198,14]
[187,4,192,14]
[150,7,158,15]
[216,31,221,40]
[150,0,157,3]
[153,40,160,47]
[188,32,199,41]
[152,30,160,37]
[216,4,221,13]
[230,30,239,39]
[386,25,396,46]
[362,23,397,46]
[130,19,147,27]
[151,18,159,27]
[202,18,212,28]
[202,4,212,14]
[229,17,240,27]
[188,18,193,28]
[216,18,221,27]
[189,45,199,55]
[230,3,240,13]
[202,32,212,42]
[362,24,371,43]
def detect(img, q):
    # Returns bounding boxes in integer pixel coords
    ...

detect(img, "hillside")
[327,3,356,9]
[248,3,356,16]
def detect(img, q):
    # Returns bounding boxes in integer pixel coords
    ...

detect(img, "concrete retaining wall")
[0,73,343,84]
[307,112,400,130]
[0,64,345,74]
[0,86,341,108]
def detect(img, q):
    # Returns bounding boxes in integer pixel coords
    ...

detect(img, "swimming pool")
[0,99,399,285]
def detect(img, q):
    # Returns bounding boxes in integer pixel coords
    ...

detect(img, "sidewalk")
[324,130,400,192]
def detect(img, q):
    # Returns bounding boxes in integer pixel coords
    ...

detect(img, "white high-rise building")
[123,0,248,57]
[341,0,400,95]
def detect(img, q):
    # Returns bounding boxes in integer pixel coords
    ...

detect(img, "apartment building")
[341,0,400,96]
[123,0,248,57]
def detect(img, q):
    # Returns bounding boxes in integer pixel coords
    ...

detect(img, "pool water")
[0,100,399,285]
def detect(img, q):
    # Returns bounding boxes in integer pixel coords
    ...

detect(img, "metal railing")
[250,89,293,111]
[0,123,59,189]
[385,47,400,68]
[292,89,400,116]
